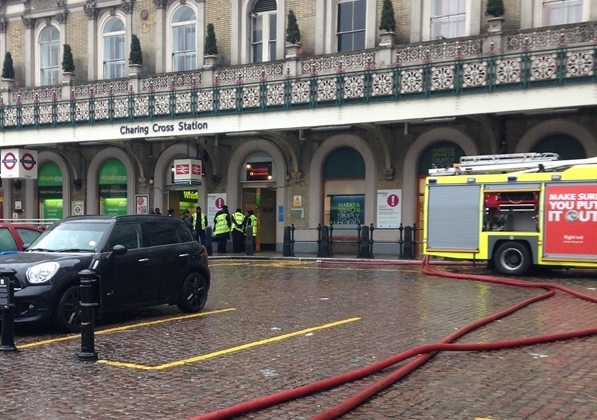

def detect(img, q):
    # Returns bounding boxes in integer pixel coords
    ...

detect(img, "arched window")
[172,5,197,71]
[40,26,60,85]
[103,17,126,79]
[252,0,277,63]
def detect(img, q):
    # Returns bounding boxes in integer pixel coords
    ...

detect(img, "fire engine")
[423,153,597,276]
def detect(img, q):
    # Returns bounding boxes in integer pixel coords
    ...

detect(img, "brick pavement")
[0,257,595,420]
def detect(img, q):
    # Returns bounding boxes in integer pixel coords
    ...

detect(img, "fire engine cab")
[423,153,597,276]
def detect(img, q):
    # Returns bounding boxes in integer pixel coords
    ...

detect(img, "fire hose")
[188,256,597,420]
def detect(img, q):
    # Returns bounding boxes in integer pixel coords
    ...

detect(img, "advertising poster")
[330,195,364,225]
[207,193,227,225]
[135,195,149,215]
[377,189,402,228]
[543,183,597,259]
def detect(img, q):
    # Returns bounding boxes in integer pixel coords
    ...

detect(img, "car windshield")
[28,222,110,252]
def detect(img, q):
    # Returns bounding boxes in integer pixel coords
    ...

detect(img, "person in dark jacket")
[193,206,208,244]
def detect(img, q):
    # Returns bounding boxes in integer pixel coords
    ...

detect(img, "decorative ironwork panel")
[135,95,149,116]
[345,75,365,98]
[301,52,376,75]
[317,78,337,102]
[154,94,171,115]
[74,80,129,97]
[39,104,53,124]
[76,102,90,121]
[13,88,62,103]
[566,50,594,78]
[197,91,214,111]
[5,108,17,127]
[265,83,285,106]
[530,53,557,81]
[95,99,109,120]
[400,69,424,93]
[397,40,482,65]
[175,92,191,113]
[216,64,284,84]
[142,72,202,91]
[506,23,597,51]
[22,106,35,125]
[462,62,487,87]
[291,80,310,103]
[219,88,237,110]
[113,98,129,118]
[495,58,522,84]
[430,65,454,90]
[242,86,260,108]
[57,103,71,123]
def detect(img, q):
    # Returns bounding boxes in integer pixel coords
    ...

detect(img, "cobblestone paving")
[0,258,595,420]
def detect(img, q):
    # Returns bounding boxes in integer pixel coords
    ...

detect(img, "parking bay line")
[97,317,361,371]
[18,308,237,349]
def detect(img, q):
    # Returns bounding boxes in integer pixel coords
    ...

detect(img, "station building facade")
[0,0,596,252]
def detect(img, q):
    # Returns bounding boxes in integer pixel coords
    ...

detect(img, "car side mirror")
[112,244,128,256]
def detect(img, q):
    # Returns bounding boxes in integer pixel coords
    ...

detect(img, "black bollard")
[357,225,371,258]
[78,269,98,361]
[245,226,254,256]
[318,226,330,258]
[282,226,292,257]
[403,226,415,259]
[0,268,17,352]
[205,227,213,256]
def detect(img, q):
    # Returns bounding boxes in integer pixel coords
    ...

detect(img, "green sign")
[102,198,128,215]
[42,199,63,220]
[38,162,63,186]
[330,195,364,225]
[98,159,127,185]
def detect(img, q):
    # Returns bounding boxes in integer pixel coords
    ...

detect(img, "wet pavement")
[1,256,596,420]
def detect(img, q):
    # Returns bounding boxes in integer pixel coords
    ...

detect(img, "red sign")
[215,197,225,209]
[21,153,36,171]
[176,164,190,175]
[386,194,400,207]
[543,183,597,258]
[2,152,16,170]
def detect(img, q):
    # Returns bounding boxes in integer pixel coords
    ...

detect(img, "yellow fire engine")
[423,153,597,276]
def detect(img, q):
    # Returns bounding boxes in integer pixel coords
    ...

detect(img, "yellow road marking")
[18,308,236,349]
[97,317,361,371]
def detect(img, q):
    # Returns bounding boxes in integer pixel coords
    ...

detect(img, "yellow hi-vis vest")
[233,212,244,232]
[249,214,258,236]
[192,212,207,230]
[214,212,231,235]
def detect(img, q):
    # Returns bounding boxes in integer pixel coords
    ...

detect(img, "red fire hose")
[188,257,597,420]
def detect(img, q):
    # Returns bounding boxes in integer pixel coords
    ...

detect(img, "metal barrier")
[283,223,420,259]
[0,268,17,352]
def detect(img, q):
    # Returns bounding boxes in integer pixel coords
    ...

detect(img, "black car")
[0,215,210,332]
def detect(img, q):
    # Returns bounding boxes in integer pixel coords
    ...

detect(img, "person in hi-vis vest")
[213,205,232,253]
[231,208,245,253]
[246,210,258,251]
[192,206,208,244]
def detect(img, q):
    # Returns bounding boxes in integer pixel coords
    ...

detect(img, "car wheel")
[53,285,82,333]
[493,241,531,276]
[177,272,208,313]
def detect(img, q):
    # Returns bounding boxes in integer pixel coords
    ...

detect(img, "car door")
[145,219,189,302]
[100,221,152,311]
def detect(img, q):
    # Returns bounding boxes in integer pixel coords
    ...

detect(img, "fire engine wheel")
[494,242,531,276]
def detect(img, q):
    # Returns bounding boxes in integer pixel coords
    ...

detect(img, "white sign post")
[377,189,402,228]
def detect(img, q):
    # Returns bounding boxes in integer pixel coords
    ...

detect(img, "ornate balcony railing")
[0,42,594,131]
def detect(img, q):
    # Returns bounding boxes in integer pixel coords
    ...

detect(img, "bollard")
[245,226,254,256]
[0,268,17,352]
[318,225,330,258]
[357,225,371,258]
[403,226,415,259]
[78,269,98,361]
[282,226,292,257]
[205,226,213,256]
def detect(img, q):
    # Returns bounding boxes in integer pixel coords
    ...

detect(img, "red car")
[0,223,44,254]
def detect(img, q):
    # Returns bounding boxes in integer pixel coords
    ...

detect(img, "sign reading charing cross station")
[119,121,210,138]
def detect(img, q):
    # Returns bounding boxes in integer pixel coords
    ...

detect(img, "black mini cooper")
[0,215,210,332]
